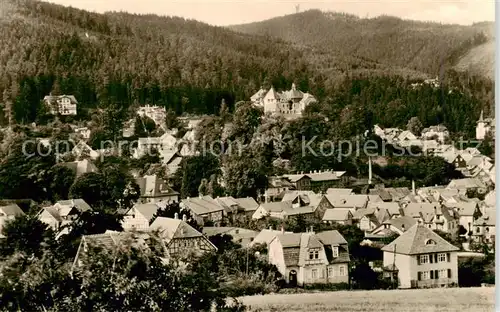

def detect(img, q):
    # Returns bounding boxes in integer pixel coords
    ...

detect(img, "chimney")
[182,214,187,221]
[174,212,179,219]
[280,226,285,234]
[269,226,273,231]
[309,226,314,234]
[412,180,416,195]
[401,224,405,231]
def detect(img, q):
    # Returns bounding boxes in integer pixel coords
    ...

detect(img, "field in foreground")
[240,287,494,312]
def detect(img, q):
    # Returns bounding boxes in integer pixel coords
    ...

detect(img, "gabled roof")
[215,196,239,214]
[251,229,291,246]
[260,201,293,213]
[383,216,417,232]
[444,201,478,216]
[80,231,166,257]
[367,202,401,216]
[233,197,259,212]
[54,199,91,214]
[473,209,496,226]
[326,188,354,196]
[149,217,206,242]
[381,224,460,255]
[403,203,441,219]
[323,194,368,209]
[447,178,486,190]
[181,196,224,216]
[322,209,352,221]
[0,204,24,217]
[130,203,159,223]
[44,95,78,103]
[136,175,180,198]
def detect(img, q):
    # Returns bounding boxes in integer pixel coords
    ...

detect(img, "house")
[268,229,350,287]
[282,170,348,192]
[252,201,316,220]
[249,228,292,247]
[352,207,391,232]
[149,216,217,258]
[136,174,179,204]
[0,204,25,238]
[421,125,449,143]
[326,188,354,196]
[472,209,495,244]
[60,159,98,178]
[38,199,91,233]
[121,203,160,230]
[74,127,91,139]
[397,130,418,143]
[476,110,495,140]
[71,231,169,273]
[250,83,317,117]
[446,178,488,194]
[322,209,353,225]
[368,216,417,239]
[369,187,411,202]
[367,202,402,219]
[381,224,460,288]
[161,150,183,175]
[317,194,369,213]
[445,201,482,234]
[72,141,100,160]
[202,227,258,247]
[233,197,260,218]
[180,196,224,226]
[137,105,167,127]
[134,133,178,159]
[265,176,295,201]
[43,95,78,115]
[403,203,458,233]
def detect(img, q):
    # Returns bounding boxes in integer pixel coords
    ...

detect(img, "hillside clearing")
[240,287,494,312]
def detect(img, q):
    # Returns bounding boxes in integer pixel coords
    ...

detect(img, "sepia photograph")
[0,0,496,311]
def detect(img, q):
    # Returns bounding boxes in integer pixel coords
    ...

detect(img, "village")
[0,83,495,294]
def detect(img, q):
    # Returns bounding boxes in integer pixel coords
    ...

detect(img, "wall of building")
[383,252,412,288]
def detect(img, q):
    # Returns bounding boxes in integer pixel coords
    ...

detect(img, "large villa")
[250,83,317,118]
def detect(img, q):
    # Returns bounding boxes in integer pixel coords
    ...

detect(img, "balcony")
[411,278,456,289]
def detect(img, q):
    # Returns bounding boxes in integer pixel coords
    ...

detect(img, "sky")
[44,0,495,26]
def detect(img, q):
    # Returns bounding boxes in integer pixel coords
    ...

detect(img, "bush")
[303,282,350,291]
[222,274,279,297]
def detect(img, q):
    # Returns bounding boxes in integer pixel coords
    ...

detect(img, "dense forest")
[0,0,494,127]
[230,10,495,78]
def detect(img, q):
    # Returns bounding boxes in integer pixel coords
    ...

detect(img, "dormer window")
[332,246,339,258]
[425,239,436,245]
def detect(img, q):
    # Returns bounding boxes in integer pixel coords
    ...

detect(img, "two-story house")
[149,216,217,260]
[282,170,348,192]
[38,199,91,236]
[180,196,224,226]
[121,203,160,231]
[268,229,350,287]
[264,176,295,202]
[472,209,496,245]
[136,174,179,204]
[444,201,482,235]
[317,194,369,214]
[382,224,459,289]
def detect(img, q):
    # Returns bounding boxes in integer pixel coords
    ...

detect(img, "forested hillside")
[0,0,319,124]
[0,0,494,127]
[230,10,494,78]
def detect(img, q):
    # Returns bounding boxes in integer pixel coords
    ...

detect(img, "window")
[476,227,480,233]
[486,227,490,233]
[439,269,447,279]
[419,255,429,264]
[437,253,446,262]
[311,269,318,279]
[314,250,319,259]
[328,267,334,277]
[339,265,346,276]
[421,271,430,280]
[309,251,314,260]
[333,246,339,258]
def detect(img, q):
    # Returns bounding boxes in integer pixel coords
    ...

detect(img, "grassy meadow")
[240,287,495,312]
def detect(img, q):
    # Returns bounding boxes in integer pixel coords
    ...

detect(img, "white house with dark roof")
[444,201,482,234]
[368,216,417,239]
[281,170,348,192]
[476,110,495,140]
[382,224,459,289]
[249,228,292,247]
[268,229,350,286]
[317,194,369,214]
[43,95,78,115]
[180,196,224,226]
